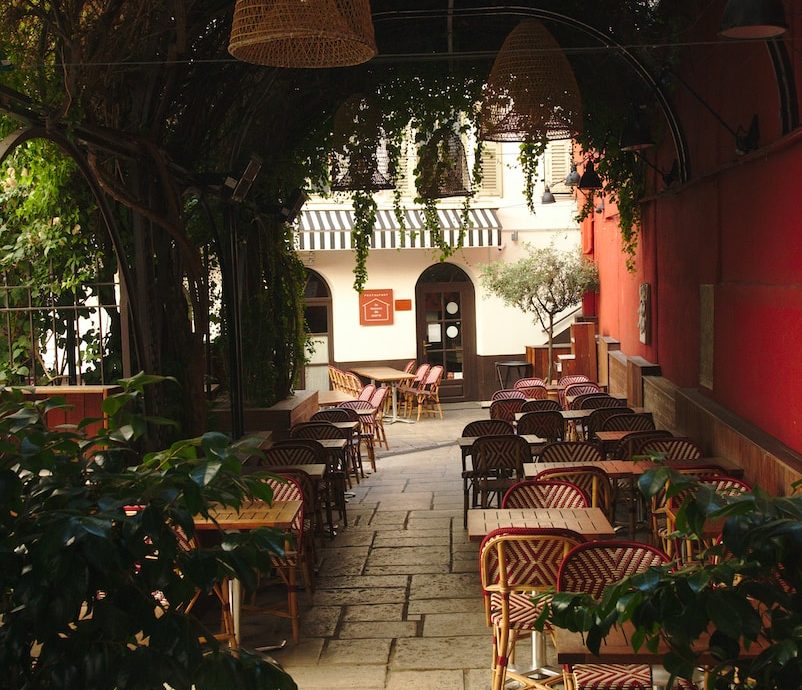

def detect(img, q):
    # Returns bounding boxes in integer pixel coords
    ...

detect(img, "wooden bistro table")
[554,620,768,682]
[193,500,302,645]
[350,366,415,424]
[317,389,357,407]
[467,507,615,542]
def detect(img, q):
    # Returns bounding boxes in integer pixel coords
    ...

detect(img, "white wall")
[300,141,582,364]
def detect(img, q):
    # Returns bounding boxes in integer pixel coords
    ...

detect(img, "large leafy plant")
[0,373,296,690]
[535,469,802,690]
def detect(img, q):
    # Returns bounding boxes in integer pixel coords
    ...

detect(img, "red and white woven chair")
[414,364,444,421]
[492,388,527,401]
[522,399,562,413]
[516,411,565,443]
[639,437,703,461]
[514,376,547,390]
[399,363,431,417]
[489,398,525,423]
[480,527,585,690]
[501,479,589,509]
[535,466,615,520]
[539,441,604,464]
[557,541,672,690]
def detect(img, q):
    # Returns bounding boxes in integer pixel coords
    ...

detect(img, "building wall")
[590,0,802,453]
[301,142,582,383]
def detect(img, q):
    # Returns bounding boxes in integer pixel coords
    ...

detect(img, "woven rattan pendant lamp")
[330,94,394,192]
[480,20,583,142]
[228,0,377,68]
[416,128,474,199]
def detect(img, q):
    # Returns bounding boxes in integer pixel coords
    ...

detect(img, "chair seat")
[573,664,652,690]
[489,591,547,630]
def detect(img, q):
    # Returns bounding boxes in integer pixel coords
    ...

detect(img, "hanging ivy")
[519,139,548,214]
[350,190,376,292]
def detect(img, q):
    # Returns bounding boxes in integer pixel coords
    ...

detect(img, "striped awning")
[295,208,501,251]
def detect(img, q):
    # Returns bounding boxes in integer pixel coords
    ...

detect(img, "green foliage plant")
[519,139,548,214]
[535,469,802,690]
[480,245,599,382]
[0,372,296,690]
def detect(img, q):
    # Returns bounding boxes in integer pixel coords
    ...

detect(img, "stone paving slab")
[409,573,480,599]
[367,546,450,566]
[338,620,419,639]
[287,665,387,688]
[422,611,488,637]
[407,597,481,615]
[392,636,489,670]
[373,534,450,547]
[314,587,409,606]
[316,575,409,589]
[320,638,393,665]
[385,670,465,690]
[365,564,451,576]
[343,603,406,622]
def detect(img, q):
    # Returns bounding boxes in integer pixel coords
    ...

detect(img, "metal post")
[222,207,245,439]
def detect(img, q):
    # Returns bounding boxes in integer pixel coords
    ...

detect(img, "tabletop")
[467,507,615,541]
[317,390,357,407]
[458,434,547,450]
[594,430,632,442]
[524,460,644,479]
[261,464,327,480]
[193,500,302,531]
[554,622,768,666]
[350,366,416,383]
[515,408,649,422]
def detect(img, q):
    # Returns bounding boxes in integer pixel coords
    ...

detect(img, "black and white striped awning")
[295,208,501,251]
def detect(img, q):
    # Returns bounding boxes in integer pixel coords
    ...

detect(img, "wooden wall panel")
[627,357,661,408]
[597,336,620,388]
[643,376,679,432]
[525,344,571,382]
[608,351,628,399]
[570,322,598,381]
[675,389,802,494]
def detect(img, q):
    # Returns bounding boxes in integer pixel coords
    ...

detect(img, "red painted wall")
[592,0,802,452]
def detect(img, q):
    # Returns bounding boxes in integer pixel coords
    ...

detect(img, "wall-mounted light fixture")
[541,185,556,204]
[620,112,679,186]
[719,0,787,39]
[662,67,760,155]
[563,164,581,187]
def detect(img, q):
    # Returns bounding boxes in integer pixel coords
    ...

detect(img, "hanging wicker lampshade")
[228,0,377,68]
[416,128,474,199]
[330,94,394,192]
[480,20,583,142]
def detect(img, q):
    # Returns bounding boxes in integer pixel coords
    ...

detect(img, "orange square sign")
[359,289,394,326]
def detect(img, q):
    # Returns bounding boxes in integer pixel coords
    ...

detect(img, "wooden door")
[415,271,476,402]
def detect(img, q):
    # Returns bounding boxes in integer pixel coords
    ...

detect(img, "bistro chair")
[272,439,346,531]
[656,475,752,562]
[539,440,604,464]
[470,434,530,513]
[402,359,416,373]
[491,388,526,401]
[599,413,655,433]
[516,410,565,443]
[501,479,589,509]
[535,465,615,520]
[368,386,390,448]
[399,363,431,417]
[517,384,548,400]
[585,407,634,439]
[311,408,365,477]
[340,399,381,465]
[558,375,591,407]
[460,420,515,527]
[563,383,602,408]
[639,437,703,461]
[480,527,585,690]
[489,398,525,423]
[414,364,444,421]
[569,392,614,410]
[514,376,546,389]
[522,398,561,413]
[250,475,310,644]
[614,429,673,459]
[357,384,376,401]
[290,421,359,488]
[557,540,671,690]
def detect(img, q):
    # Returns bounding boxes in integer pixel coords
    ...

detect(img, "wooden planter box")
[211,389,318,439]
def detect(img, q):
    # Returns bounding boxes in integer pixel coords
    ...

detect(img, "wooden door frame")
[414,276,477,402]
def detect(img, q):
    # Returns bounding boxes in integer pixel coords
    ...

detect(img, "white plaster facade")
[297,141,581,393]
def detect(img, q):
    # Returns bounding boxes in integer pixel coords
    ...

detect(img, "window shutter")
[547,140,573,194]
[394,135,415,198]
[478,143,502,196]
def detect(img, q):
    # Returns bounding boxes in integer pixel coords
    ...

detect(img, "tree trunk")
[546,313,554,384]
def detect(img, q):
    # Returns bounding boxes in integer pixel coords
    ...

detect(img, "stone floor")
[243,404,538,690]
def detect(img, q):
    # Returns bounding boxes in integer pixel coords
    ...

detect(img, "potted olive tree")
[481,245,599,383]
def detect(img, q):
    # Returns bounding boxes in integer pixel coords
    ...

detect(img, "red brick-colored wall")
[591,0,802,452]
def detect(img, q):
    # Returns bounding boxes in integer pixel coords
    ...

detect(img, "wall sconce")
[719,0,787,39]
[662,67,760,155]
[620,114,679,187]
[563,164,580,187]
[541,185,556,204]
